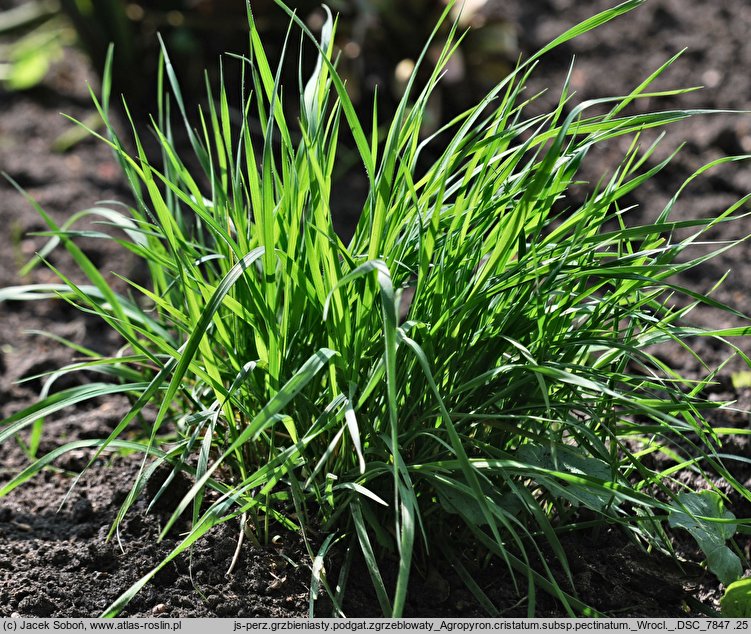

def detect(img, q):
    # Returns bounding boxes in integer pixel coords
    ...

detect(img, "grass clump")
[2,0,751,617]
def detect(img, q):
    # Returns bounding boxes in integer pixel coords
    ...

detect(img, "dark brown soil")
[2,0,751,619]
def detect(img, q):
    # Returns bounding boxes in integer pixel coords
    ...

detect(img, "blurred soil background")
[0,0,750,618]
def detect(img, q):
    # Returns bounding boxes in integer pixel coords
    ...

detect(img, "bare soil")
[1,0,750,618]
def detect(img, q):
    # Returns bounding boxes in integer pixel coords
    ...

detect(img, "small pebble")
[702,69,722,89]
[152,603,167,615]
[267,576,286,591]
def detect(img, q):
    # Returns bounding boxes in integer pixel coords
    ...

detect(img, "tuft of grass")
[2,0,751,616]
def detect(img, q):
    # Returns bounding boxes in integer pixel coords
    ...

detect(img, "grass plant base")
[1,0,750,618]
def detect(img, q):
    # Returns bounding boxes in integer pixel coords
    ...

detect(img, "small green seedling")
[722,578,751,617]
[668,491,742,586]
